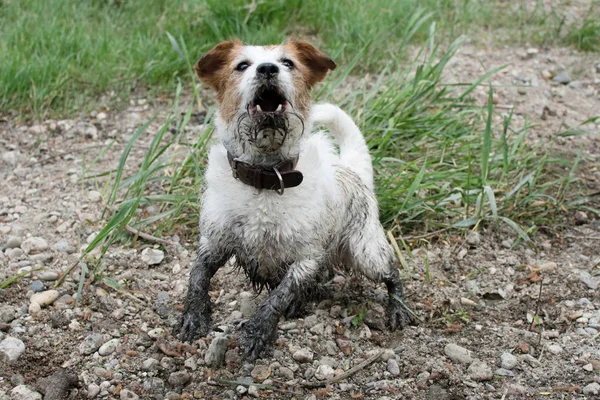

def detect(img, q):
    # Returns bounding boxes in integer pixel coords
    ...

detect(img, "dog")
[175,39,416,360]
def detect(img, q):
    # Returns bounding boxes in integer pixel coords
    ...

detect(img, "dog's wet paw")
[239,317,277,361]
[387,296,418,331]
[173,310,210,342]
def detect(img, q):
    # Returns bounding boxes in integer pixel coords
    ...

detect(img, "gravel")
[79,333,104,355]
[141,248,165,265]
[552,71,571,84]
[20,237,48,254]
[444,344,474,364]
[292,348,314,363]
[10,385,42,400]
[205,336,229,367]
[500,352,517,370]
[467,360,493,381]
[0,336,26,362]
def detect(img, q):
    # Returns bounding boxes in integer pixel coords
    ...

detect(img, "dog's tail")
[311,103,374,189]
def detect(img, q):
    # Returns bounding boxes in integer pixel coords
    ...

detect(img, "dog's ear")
[289,39,336,87]
[194,39,241,91]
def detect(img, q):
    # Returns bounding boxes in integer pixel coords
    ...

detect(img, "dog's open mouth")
[249,87,287,116]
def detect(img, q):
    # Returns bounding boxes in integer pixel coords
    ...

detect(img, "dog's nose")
[256,63,279,78]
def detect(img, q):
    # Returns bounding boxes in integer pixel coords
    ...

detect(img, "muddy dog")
[174,39,416,360]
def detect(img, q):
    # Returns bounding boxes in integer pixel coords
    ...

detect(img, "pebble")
[87,383,100,398]
[30,290,59,307]
[21,237,49,254]
[444,343,473,364]
[583,382,600,396]
[387,359,400,376]
[315,364,335,380]
[247,385,259,398]
[28,302,41,316]
[280,322,296,330]
[10,385,42,400]
[0,336,26,362]
[54,241,76,254]
[6,248,24,260]
[251,365,271,382]
[88,191,102,203]
[30,281,45,293]
[147,328,166,339]
[494,368,515,377]
[583,363,593,372]
[293,348,313,363]
[120,389,139,400]
[0,306,16,323]
[79,333,104,355]
[205,336,229,367]
[141,248,165,265]
[38,271,59,281]
[500,353,517,370]
[98,338,119,356]
[579,271,598,290]
[168,371,191,386]
[467,360,493,381]
[460,297,476,307]
[310,323,325,335]
[277,366,294,380]
[466,231,480,246]
[552,71,571,84]
[547,344,563,355]
[5,236,22,249]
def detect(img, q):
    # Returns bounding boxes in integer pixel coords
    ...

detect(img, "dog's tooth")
[276,104,282,112]
[256,104,262,113]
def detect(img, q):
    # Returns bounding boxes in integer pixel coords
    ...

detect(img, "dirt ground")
[1,44,599,400]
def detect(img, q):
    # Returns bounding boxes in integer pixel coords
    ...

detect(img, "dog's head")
[195,39,336,159]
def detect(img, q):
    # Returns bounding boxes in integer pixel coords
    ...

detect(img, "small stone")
[98,338,119,356]
[88,191,102,203]
[583,382,600,395]
[247,385,259,397]
[168,371,191,387]
[293,348,313,363]
[30,290,59,307]
[547,344,562,355]
[277,366,294,380]
[5,236,22,249]
[6,248,24,260]
[552,71,571,84]
[205,336,229,367]
[30,281,45,293]
[526,48,539,56]
[460,297,476,307]
[579,271,598,290]
[147,328,166,339]
[251,365,271,382]
[120,389,139,400]
[280,322,297,330]
[54,241,76,254]
[28,302,41,316]
[468,360,493,381]
[79,333,104,355]
[500,353,517,370]
[0,306,16,323]
[309,323,325,335]
[87,383,100,398]
[494,368,515,377]
[0,336,26,362]
[236,385,247,395]
[574,210,588,225]
[315,364,335,380]
[583,363,593,372]
[10,385,42,400]
[21,237,49,254]
[444,344,473,364]
[141,248,164,266]
[141,358,159,371]
[466,231,480,246]
[387,359,400,376]
[38,271,59,281]
[501,240,512,249]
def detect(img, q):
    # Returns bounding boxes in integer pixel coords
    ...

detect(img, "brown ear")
[194,39,241,90]
[289,40,336,87]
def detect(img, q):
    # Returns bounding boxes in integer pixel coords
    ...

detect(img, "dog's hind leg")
[241,259,319,361]
[174,237,230,342]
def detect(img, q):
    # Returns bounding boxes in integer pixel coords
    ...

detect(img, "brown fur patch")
[286,40,336,88]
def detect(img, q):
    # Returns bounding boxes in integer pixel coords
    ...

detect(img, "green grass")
[1,0,599,118]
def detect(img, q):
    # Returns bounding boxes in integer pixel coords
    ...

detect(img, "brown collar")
[227,151,303,194]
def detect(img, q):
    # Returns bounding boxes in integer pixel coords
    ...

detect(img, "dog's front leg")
[241,259,317,361]
[174,239,229,342]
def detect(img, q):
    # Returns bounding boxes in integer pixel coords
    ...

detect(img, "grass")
[1,0,599,118]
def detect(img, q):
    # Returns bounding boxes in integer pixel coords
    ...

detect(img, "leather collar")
[227,151,303,194]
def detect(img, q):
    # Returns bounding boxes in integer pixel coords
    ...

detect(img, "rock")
[98,338,119,356]
[579,271,598,290]
[467,360,493,381]
[552,71,571,84]
[5,236,22,249]
[38,271,59,281]
[247,385,259,398]
[205,336,229,367]
[277,366,294,380]
[293,348,313,363]
[6,248,24,260]
[251,365,271,382]
[0,306,16,323]
[310,323,325,335]
[87,383,100,398]
[87,191,102,203]
[120,389,139,400]
[54,241,76,254]
[28,302,41,316]
[141,358,159,371]
[10,385,42,400]
[79,333,104,355]
[280,322,297,330]
[236,386,247,395]
[364,304,386,331]
[460,297,476,307]
[315,364,335,380]
[168,371,191,387]
[21,237,48,254]
[547,344,562,355]
[30,281,45,293]
[141,248,164,266]
[387,359,400,376]
[583,382,600,396]
[30,290,59,307]
[444,344,473,364]
[0,336,25,362]
[147,328,166,339]
[583,363,593,372]
[494,368,515,377]
[574,210,588,225]
[526,48,539,57]
[500,353,517,370]
[2,151,18,166]
[466,231,480,246]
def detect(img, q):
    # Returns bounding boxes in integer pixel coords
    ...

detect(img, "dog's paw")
[387,297,418,331]
[239,317,277,362]
[173,310,210,342]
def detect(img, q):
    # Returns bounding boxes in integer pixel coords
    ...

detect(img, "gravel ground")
[1,45,599,400]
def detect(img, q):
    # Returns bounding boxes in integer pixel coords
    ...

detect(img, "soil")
[0,44,599,400]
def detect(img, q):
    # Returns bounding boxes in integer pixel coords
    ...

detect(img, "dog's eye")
[281,59,294,69]
[235,61,250,72]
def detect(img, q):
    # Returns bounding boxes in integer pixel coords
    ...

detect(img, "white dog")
[175,39,415,360]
